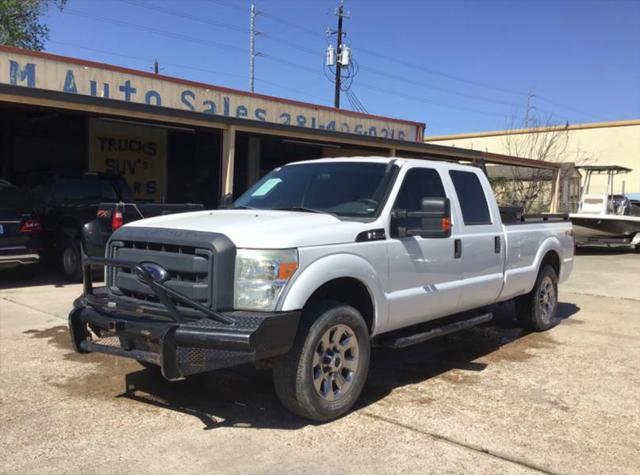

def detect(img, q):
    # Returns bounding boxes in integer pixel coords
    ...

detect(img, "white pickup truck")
[69,157,574,421]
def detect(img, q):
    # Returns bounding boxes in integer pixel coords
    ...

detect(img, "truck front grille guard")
[82,257,235,325]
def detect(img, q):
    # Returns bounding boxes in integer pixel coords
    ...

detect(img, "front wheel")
[515,265,559,331]
[273,301,370,422]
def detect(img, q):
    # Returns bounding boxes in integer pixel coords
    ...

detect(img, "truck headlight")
[234,249,298,311]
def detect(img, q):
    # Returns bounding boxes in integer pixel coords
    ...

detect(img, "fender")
[81,219,107,258]
[277,253,387,335]
[525,236,562,293]
[501,235,563,300]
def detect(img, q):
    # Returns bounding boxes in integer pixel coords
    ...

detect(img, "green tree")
[0,0,66,51]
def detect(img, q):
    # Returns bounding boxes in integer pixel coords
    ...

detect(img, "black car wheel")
[60,238,82,282]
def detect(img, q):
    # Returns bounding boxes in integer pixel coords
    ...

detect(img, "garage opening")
[232,131,389,198]
[0,104,223,208]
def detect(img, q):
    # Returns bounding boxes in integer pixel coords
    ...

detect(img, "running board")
[381,312,493,349]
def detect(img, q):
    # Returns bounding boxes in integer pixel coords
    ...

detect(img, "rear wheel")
[273,300,370,422]
[60,238,82,282]
[516,265,559,331]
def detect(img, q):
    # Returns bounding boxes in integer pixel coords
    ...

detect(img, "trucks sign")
[1,46,425,141]
[89,119,166,202]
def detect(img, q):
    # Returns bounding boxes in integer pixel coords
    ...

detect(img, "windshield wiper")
[233,205,255,210]
[274,206,324,214]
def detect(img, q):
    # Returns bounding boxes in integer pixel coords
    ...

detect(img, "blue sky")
[42,0,640,135]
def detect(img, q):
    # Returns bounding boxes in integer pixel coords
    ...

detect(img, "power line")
[48,40,247,81]
[257,6,529,98]
[262,55,507,118]
[57,7,592,124]
[60,9,512,118]
[204,0,250,14]
[113,0,598,122]
[358,64,524,110]
[46,41,327,103]
[256,7,602,121]
[535,95,602,121]
[117,0,247,33]
[64,9,245,54]
[346,89,368,114]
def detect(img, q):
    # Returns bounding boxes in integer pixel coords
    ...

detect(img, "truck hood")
[123,209,374,248]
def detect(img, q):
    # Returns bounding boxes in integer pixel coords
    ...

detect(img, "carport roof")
[0,85,562,171]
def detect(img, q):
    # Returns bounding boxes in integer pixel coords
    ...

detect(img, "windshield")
[234,161,396,217]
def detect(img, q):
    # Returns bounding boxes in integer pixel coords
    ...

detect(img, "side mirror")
[392,197,452,238]
[219,193,234,209]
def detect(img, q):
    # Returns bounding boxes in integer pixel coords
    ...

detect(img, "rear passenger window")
[449,171,491,225]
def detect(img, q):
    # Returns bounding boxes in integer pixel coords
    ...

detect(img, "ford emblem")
[136,262,170,284]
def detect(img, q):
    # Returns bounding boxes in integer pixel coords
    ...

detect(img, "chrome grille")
[109,240,213,306]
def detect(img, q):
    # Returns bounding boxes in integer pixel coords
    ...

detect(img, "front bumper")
[69,257,300,380]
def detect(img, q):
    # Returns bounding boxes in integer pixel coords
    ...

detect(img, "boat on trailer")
[569,165,640,251]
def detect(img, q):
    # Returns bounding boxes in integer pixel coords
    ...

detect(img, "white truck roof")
[286,156,481,173]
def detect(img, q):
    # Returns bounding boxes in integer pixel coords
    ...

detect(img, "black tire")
[60,237,82,283]
[515,265,559,332]
[273,300,370,422]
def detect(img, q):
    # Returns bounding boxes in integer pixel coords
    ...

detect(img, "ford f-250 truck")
[69,157,574,421]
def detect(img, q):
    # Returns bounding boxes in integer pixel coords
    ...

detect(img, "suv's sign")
[1,47,425,142]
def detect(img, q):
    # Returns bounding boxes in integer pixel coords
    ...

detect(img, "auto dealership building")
[1,45,564,208]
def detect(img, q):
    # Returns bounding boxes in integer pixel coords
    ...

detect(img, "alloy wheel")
[537,275,556,323]
[311,324,359,402]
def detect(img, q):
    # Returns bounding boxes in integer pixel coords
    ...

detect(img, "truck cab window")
[235,162,396,218]
[449,170,491,225]
[393,168,446,211]
[392,168,446,234]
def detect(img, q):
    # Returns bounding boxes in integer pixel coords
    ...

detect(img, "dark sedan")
[0,180,43,278]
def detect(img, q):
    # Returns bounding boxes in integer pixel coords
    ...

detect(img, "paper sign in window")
[252,178,282,197]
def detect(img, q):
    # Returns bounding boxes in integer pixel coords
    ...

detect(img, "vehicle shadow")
[0,264,102,290]
[118,301,580,430]
[575,246,637,256]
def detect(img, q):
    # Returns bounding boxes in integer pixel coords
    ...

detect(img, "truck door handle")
[454,239,462,259]
[494,236,501,253]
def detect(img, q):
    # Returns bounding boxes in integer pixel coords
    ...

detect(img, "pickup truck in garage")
[69,157,574,421]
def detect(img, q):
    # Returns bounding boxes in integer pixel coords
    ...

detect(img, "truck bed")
[500,218,573,301]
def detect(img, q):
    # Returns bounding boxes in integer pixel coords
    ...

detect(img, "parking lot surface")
[1,250,639,474]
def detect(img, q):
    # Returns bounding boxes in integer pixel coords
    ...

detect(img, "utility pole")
[249,2,261,93]
[333,2,347,108]
[524,90,535,128]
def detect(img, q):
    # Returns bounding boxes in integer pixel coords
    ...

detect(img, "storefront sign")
[89,119,166,202]
[1,47,424,141]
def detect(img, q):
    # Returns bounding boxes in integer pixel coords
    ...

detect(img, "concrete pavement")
[1,251,638,474]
